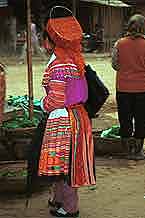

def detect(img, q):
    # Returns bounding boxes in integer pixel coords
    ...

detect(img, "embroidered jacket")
[42,54,88,112]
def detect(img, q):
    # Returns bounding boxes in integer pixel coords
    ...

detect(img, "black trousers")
[116,91,145,139]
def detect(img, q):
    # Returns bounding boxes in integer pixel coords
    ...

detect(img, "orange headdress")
[46,6,85,76]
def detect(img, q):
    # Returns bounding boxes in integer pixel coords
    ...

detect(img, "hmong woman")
[28,6,96,217]
[112,14,145,160]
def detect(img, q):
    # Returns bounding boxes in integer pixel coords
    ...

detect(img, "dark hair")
[127,14,145,37]
[42,30,54,44]
[50,6,72,19]
[43,6,72,44]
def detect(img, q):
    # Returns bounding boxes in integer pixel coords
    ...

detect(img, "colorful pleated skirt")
[38,104,96,187]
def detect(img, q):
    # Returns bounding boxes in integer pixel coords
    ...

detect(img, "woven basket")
[4,126,36,160]
[93,132,126,156]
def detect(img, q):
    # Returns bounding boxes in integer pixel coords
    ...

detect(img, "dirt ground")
[0,158,145,218]
[0,55,145,217]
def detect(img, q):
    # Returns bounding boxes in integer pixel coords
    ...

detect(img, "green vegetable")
[0,169,27,177]
[2,95,44,129]
[2,113,40,128]
[101,125,120,138]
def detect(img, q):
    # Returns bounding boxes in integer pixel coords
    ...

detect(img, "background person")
[19,16,46,63]
[112,14,145,160]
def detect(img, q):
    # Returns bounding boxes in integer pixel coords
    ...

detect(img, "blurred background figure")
[19,15,46,64]
[95,23,104,52]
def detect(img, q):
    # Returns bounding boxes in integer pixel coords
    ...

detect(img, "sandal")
[48,199,62,209]
[50,207,79,217]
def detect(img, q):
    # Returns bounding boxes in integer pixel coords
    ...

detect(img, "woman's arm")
[111,41,120,71]
[41,66,66,112]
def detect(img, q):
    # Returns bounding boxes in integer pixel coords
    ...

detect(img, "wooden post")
[72,0,77,16]
[0,64,6,125]
[26,0,34,120]
[108,0,112,53]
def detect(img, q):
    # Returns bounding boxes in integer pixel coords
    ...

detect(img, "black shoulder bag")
[84,64,109,119]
